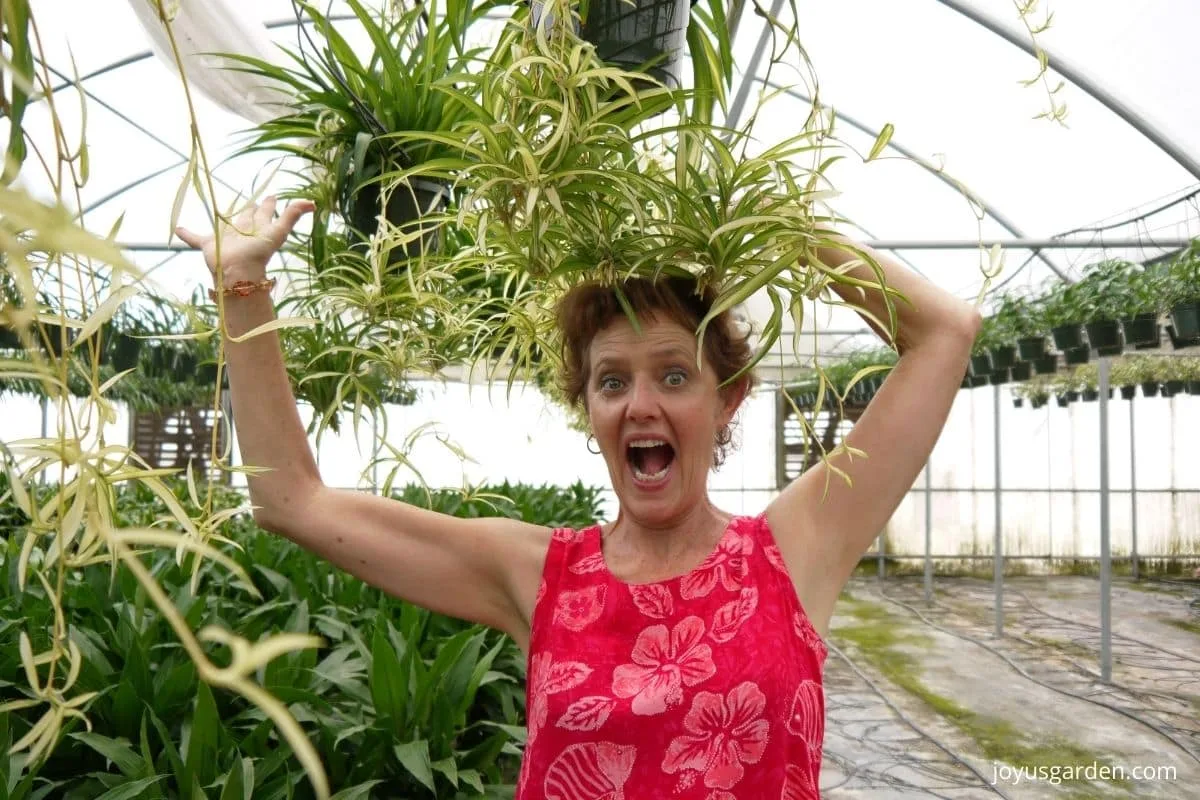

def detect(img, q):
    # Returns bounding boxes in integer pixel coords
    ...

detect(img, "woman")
[176,197,980,799]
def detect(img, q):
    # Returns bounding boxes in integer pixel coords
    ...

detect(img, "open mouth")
[626,439,676,483]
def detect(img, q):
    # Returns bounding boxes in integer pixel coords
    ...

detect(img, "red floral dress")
[515,513,827,800]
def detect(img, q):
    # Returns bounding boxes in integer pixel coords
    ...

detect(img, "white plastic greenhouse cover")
[13,0,1200,373]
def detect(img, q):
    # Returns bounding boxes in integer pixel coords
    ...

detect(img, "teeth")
[629,439,669,448]
[634,464,671,482]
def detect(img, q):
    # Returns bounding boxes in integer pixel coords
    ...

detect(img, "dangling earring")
[587,434,602,455]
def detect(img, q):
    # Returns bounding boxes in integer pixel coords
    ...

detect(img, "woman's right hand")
[175,196,314,283]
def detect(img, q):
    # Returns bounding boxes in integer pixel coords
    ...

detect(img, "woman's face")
[586,313,743,527]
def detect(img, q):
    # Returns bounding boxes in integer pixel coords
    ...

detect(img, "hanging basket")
[1066,390,1081,402]
[1141,381,1159,398]
[1166,323,1200,350]
[1064,346,1090,365]
[1119,385,1136,400]
[969,353,993,376]
[970,375,989,388]
[1056,394,1069,408]
[1082,388,1099,402]
[1084,319,1123,355]
[1121,313,1159,347]
[990,345,1017,370]
[109,333,143,371]
[1017,336,1047,361]
[1187,380,1200,395]
[1012,396,1023,408]
[0,324,21,350]
[1033,354,1059,375]
[1164,380,1185,396]
[578,0,694,90]
[349,178,451,266]
[1051,323,1086,351]
[989,368,1010,385]
[1010,361,1032,381]
[1171,302,1200,341]
[40,323,75,357]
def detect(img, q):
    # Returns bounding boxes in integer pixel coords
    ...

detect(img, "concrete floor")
[821,575,1200,799]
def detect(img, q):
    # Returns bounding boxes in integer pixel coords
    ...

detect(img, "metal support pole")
[1099,358,1113,683]
[924,460,933,605]
[39,395,49,486]
[877,533,886,581]
[370,411,380,493]
[994,383,1003,637]
[1129,395,1139,581]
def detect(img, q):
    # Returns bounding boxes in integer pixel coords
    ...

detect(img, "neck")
[605,499,730,568]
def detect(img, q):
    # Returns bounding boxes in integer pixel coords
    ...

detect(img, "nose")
[625,376,661,421]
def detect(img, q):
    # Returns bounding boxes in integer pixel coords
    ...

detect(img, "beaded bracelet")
[207,278,276,303]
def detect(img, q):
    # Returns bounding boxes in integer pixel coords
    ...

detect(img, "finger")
[277,200,315,234]
[255,195,278,228]
[174,226,203,248]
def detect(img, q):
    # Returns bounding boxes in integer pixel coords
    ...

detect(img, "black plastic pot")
[1010,361,1032,381]
[1056,394,1069,408]
[1012,397,1024,408]
[1066,390,1081,402]
[173,352,197,383]
[1188,380,1200,395]
[1120,385,1137,400]
[1033,355,1059,375]
[40,323,74,357]
[1031,397,1047,410]
[970,353,993,376]
[350,178,450,265]
[197,362,219,386]
[1017,336,1048,361]
[1135,340,1160,351]
[1051,323,1086,351]
[110,333,142,371]
[990,368,1010,385]
[148,345,174,377]
[1141,381,1159,398]
[1121,313,1159,347]
[1166,323,1200,350]
[990,345,1017,370]
[1084,319,1123,355]
[1064,346,1090,365]
[579,0,694,89]
[1171,302,1200,341]
[1082,388,1098,402]
[970,375,989,388]
[1165,380,1185,395]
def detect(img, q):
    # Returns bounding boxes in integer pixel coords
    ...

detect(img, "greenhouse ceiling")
[12,0,1200,380]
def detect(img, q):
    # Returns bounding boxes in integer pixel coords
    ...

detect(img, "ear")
[718,374,751,425]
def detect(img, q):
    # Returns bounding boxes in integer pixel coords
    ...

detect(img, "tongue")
[639,445,672,475]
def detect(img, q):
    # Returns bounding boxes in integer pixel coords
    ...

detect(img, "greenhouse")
[1,0,1198,798]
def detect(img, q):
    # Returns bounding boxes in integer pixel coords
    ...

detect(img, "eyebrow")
[594,345,697,372]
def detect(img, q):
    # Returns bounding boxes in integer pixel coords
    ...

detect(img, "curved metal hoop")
[586,435,602,455]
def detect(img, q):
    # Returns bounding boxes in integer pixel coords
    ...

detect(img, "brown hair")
[554,276,756,468]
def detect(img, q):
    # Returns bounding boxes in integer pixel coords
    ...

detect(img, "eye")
[664,369,687,387]
[599,376,623,392]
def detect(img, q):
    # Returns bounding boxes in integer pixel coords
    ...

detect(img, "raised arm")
[765,235,981,634]
[175,198,550,649]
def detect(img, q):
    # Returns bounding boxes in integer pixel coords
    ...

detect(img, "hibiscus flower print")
[528,653,593,746]
[555,585,607,631]
[611,616,716,715]
[781,763,820,800]
[680,530,753,599]
[661,681,770,789]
